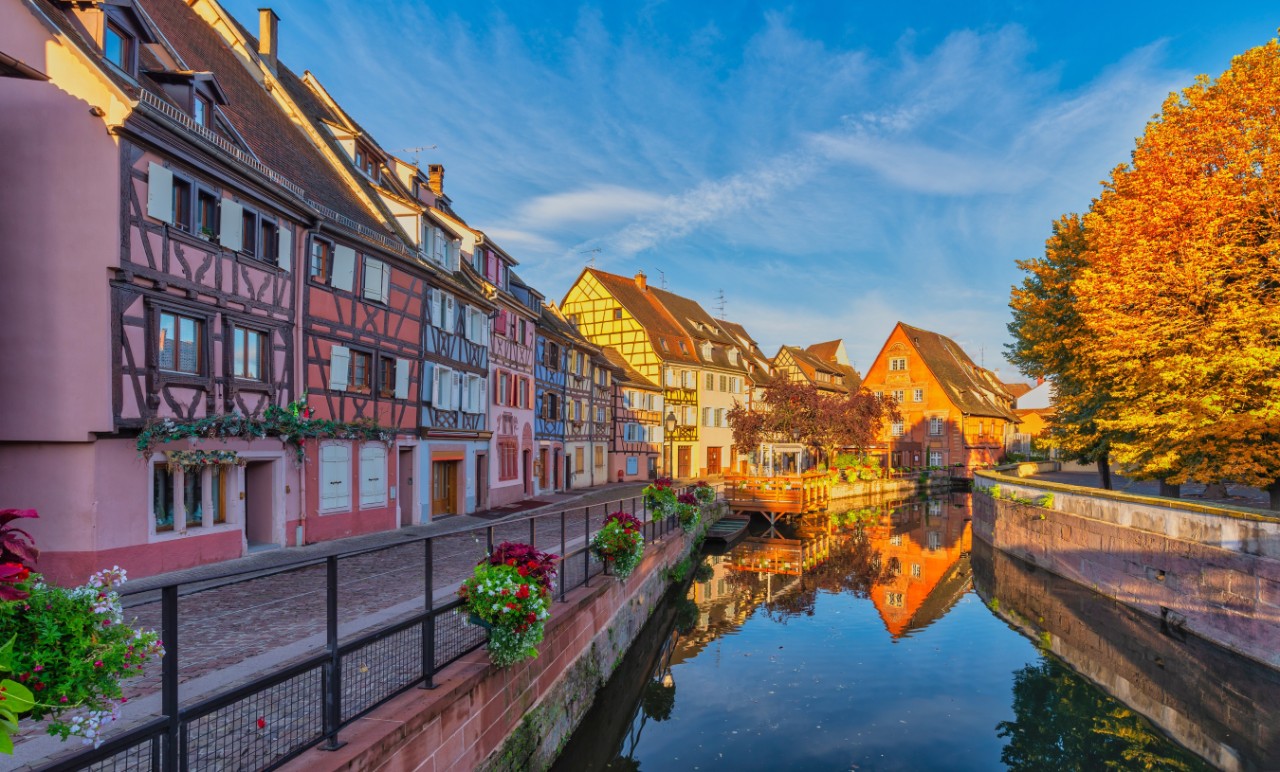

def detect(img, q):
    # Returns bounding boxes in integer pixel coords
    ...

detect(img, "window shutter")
[331,245,356,291]
[380,262,391,304]
[320,444,351,511]
[653,425,663,443]
[362,259,384,303]
[421,361,435,403]
[451,370,462,410]
[478,377,487,411]
[329,345,350,391]
[703,407,711,427]
[277,225,292,272]
[444,295,455,329]
[464,306,474,341]
[435,364,451,407]
[359,445,387,507]
[430,292,443,327]
[654,394,664,411]
[219,200,244,251]
[395,357,410,399]
[147,163,175,223]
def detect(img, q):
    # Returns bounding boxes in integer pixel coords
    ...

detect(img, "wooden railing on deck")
[722,471,830,514]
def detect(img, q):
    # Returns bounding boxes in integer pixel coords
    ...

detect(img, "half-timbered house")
[534,305,573,494]
[1,0,313,580]
[602,347,662,482]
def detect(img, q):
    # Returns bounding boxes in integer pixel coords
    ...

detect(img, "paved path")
[12,482,660,769]
[1033,470,1275,511]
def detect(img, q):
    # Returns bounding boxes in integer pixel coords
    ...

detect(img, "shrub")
[591,512,645,579]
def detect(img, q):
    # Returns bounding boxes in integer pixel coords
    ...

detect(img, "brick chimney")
[1036,375,1045,386]
[258,9,279,75]
[634,271,647,290]
[427,164,445,196]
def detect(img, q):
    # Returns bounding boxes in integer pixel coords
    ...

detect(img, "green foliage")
[1037,494,1055,508]
[0,636,35,754]
[135,396,394,464]
[666,555,694,584]
[640,680,676,722]
[989,485,1002,499]
[0,567,164,748]
[672,598,699,636]
[591,513,645,579]
[460,561,552,668]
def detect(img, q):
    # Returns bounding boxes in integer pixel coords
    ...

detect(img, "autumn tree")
[1075,39,1280,508]
[1007,215,1120,489]
[727,376,897,469]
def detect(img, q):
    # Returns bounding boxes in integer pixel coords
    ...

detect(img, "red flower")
[515,584,530,599]
[257,717,266,730]
[517,566,529,576]
[526,612,537,623]
[507,558,517,566]
[506,601,518,610]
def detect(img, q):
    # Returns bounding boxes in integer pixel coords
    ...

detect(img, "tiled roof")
[897,322,1017,421]
[805,340,843,363]
[600,346,659,390]
[581,269,699,365]
[1003,382,1033,399]
[776,346,859,394]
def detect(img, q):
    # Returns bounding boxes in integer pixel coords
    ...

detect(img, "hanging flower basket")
[591,512,645,579]
[459,543,559,668]
[164,449,246,473]
[675,493,701,533]
[692,482,716,505]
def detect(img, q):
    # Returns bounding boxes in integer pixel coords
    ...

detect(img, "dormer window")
[353,143,381,183]
[104,22,132,72]
[193,94,211,127]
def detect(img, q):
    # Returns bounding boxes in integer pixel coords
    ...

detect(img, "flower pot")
[467,613,493,630]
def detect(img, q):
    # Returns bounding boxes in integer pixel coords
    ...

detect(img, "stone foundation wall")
[279,504,721,772]
[972,472,1280,669]
[830,472,952,501]
[972,540,1280,771]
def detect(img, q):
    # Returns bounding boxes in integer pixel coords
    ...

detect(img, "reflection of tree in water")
[997,657,1211,771]
[641,681,675,722]
[673,597,699,635]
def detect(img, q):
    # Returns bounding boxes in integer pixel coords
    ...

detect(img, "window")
[154,464,229,533]
[184,468,204,528]
[359,444,387,508]
[153,466,175,532]
[171,178,192,231]
[911,563,922,578]
[193,94,211,127]
[594,446,604,468]
[929,451,943,467]
[720,375,728,392]
[575,447,584,473]
[886,591,905,608]
[890,357,907,371]
[310,238,332,282]
[349,351,372,393]
[231,326,266,381]
[929,417,944,436]
[158,311,203,375]
[703,407,712,427]
[320,443,351,512]
[241,209,257,256]
[678,341,689,354]
[706,373,714,390]
[613,308,622,320]
[889,534,902,546]
[499,440,519,481]
[379,357,396,397]
[258,218,278,264]
[914,388,924,402]
[891,421,904,437]
[892,389,904,403]
[928,531,941,550]
[497,372,510,406]
[211,468,227,524]
[197,190,219,240]
[714,408,724,427]
[103,21,133,73]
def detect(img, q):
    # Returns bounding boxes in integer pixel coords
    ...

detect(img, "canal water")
[553,491,1280,771]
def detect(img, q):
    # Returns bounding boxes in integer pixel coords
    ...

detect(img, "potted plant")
[460,542,559,668]
[692,482,716,506]
[674,492,700,532]
[643,478,678,519]
[591,512,645,579]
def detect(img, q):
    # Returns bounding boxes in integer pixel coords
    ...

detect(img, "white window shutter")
[147,163,175,224]
[654,394,664,411]
[421,362,435,403]
[380,262,391,303]
[359,445,387,507]
[395,357,410,399]
[444,295,455,329]
[430,292,442,327]
[320,444,351,511]
[329,345,350,391]
[220,200,244,251]
[432,228,445,263]
[653,425,663,443]
[332,245,356,291]
[451,370,462,410]
[277,225,292,272]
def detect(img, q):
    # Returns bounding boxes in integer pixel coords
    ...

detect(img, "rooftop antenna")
[397,145,438,165]
[578,247,601,268]
[715,289,726,319]
[657,269,668,289]
[980,346,986,368]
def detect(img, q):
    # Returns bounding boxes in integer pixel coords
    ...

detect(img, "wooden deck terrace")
[722,472,831,519]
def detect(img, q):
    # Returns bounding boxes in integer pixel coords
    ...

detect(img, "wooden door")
[431,460,456,516]
[706,447,721,475]
[678,446,691,479]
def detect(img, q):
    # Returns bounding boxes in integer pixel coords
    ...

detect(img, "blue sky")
[222,0,1277,378]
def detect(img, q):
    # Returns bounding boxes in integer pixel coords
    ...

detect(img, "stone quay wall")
[972,470,1280,670]
[280,503,722,772]
[830,470,953,501]
[972,540,1280,771]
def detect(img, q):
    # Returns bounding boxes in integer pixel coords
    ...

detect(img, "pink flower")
[94,660,103,668]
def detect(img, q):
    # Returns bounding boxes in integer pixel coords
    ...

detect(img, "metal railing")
[38,485,716,772]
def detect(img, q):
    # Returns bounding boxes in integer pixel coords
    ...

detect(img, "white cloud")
[514,185,666,227]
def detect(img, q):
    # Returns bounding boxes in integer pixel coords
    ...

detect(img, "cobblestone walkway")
[12,483,659,768]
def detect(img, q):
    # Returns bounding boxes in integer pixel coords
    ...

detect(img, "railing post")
[160,585,179,772]
[583,506,591,587]
[529,517,537,549]
[560,509,568,602]
[321,555,346,750]
[421,537,437,689]
[486,525,494,555]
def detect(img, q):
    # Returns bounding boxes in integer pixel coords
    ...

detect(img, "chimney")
[428,164,445,196]
[1036,375,1045,386]
[634,271,647,291]
[258,9,279,75]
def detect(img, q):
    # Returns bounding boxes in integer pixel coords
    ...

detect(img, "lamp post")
[665,410,678,479]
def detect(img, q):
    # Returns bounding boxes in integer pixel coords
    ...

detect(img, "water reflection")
[554,493,1253,771]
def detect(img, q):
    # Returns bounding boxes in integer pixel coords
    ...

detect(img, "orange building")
[862,322,1017,471]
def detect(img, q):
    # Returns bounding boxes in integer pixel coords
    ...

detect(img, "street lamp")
[665,410,678,479]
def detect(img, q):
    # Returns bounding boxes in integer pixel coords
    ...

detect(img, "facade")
[561,269,760,479]
[773,342,862,396]
[862,322,1018,472]
[602,348,662,482]
[534,306,571,494]
[483,267,537,506]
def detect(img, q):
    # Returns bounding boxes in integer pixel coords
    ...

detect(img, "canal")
[553,491,1280,771]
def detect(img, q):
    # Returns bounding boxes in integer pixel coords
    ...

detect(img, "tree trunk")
[1159,480,1181,498]
[1097,455,1112,490]
[1268,481,1280,511]
[1201,482,1227,499]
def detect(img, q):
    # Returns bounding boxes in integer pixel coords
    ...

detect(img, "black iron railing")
[37,485,717,772]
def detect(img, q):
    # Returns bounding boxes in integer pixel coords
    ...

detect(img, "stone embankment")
[829,469,953,501]
[972,470,1280,670]
[281,502,725,772]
